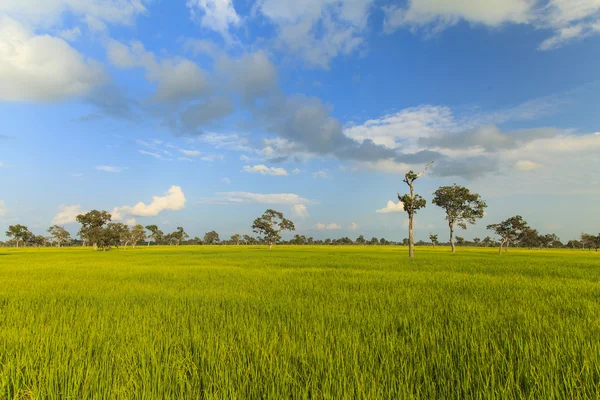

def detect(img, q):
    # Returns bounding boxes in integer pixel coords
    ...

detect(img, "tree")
[429,233,438,248]
[5,225,31,248]
[105,222,129,249]
[473,237,481,247]
[230,234,241,245]
[487,216,529,254]
[581,233,598,251]
[369,237,379,245]
[204,231,220,245]
[518,227,540,249]
[482,236,493,247]
[432,184,487,253]
[172,227,189,246]
[47,225,72,247]
[251,209,295,250]
[145,225,163,246]
[356,235,366,245]
[399,161,433,258]
[128,224,147,249]
[77,210,112,251]
[456,236,465,246]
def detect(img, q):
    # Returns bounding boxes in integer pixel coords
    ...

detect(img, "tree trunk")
[432,241,435,248]
[449,222,455,253]
[269,243,273,250]
[505,241,509,252]
[93,243,98,251]
[408,212,414,258]
[498,239,505,254]
[16,240,19,249]
[147,240,150,247]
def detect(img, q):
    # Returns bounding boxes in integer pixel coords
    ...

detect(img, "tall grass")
[0,246,598,399]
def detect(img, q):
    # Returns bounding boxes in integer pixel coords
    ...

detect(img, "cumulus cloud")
[349,222,359,231]
[242,165,288,176]
[220,177,231,184]
[107,39,209,102]
[52,204,85,225]
[96,165,122,173]
[0,18,106,102]
[256,0,373,68]
[515,160,544,171]
[292,204,309,219]
[187,0,240,38]
[376,201,405,214]
[112,186,186,220]
[315,222,342,230]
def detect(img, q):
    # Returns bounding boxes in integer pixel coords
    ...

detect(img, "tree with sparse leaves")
[487,216,529,254]
[5,225,31,248]
[429,233,438,248]
[128,224,147,249]
[171,227,189,246]
[432,184,487,253]
[47,225,72,247]
[230,234,241,245]
[399,161,433,258]
[252,209,295,250]
[145,225,163,246]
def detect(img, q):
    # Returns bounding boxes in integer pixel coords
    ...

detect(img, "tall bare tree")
[398,161,433,258]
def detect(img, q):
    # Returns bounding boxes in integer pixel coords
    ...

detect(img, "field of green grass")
[0,246,599,399]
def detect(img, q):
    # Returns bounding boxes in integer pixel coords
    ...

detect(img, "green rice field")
[0,246,599,399]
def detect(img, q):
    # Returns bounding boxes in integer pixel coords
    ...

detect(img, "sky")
[1,0,599,243]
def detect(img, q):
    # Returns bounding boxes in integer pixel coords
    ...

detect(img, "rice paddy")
[0,246,599,399]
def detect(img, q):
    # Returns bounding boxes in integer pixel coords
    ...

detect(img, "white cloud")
[96,165,122,173]
[112,185,186,219]
[214,192,314,205]
[292,168,301,174]
[376,200,405,214]
[312,170,329,179]
[0,200,7,216]
[180,149,201,157]
[179,157,193,162]
[242,165,288,176]
[72,173,83,177]
[315,222,342,230]
[138,150,169,160]
[51,204,84,225]
[58,26,81,41]
[125,218,137,226]
[256,0,373,68]
[384,0,600,51]
[0,18,106,102]
[349,222,359,231]
[201,154,224,162]
[221,177,230,184]
[345,105,456,149]
[107,39,209,102]
[240,155,251,161]
[515,160,543,171]
[0,0,147,30]
[187,0,240,37]
[291,204,309,218]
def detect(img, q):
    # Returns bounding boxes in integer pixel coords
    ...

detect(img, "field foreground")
[0,246,599,399]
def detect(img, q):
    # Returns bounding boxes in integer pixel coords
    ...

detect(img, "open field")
[0,246,599,399]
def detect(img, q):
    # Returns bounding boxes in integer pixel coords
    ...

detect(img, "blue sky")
[1,0,599,242]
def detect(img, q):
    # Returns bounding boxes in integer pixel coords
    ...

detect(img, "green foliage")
[204,231,220,245]
[252,209,295,248]
[5,224,32,247]
[398,193,427,215]
[76,210,112,249]
[0,246,598,398]
[432,185,487,229]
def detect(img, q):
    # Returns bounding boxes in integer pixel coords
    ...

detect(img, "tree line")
[2,164,599,255]
[3,211,599,253]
